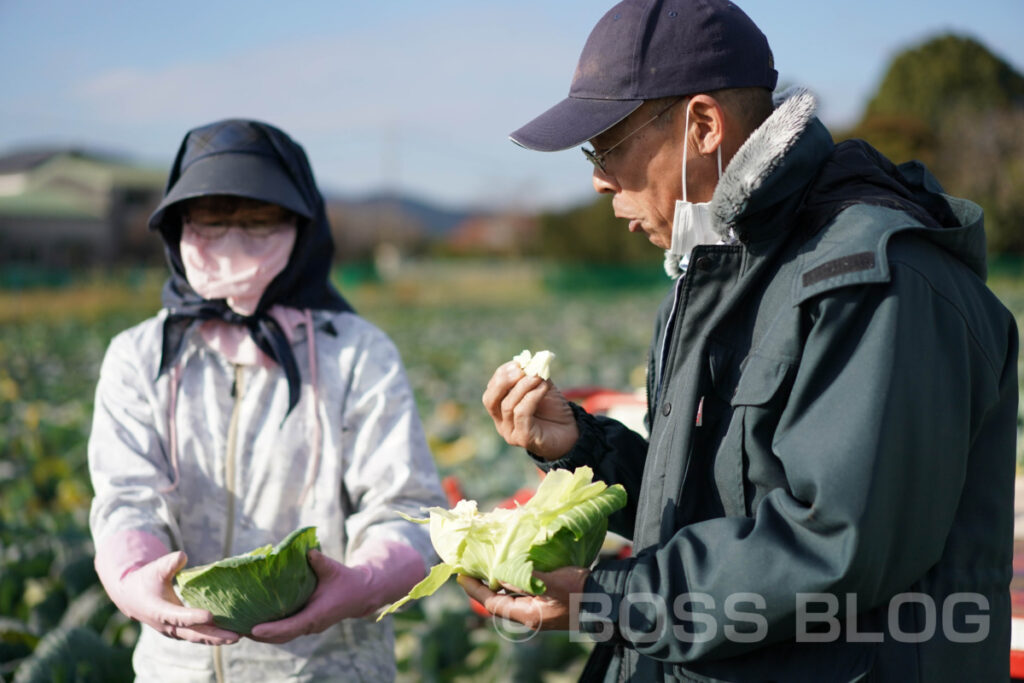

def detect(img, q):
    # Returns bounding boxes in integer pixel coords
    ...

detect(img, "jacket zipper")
[214,363,245,683]
[639,273,688,536]
[223,363,244,557]
[654,274,686,408]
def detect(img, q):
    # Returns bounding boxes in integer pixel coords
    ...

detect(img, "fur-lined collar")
[709,87,819,237]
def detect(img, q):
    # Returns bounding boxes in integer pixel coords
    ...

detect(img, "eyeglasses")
[582,97,686,173]
[183,221,294,240]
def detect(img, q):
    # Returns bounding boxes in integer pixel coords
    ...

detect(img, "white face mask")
[180,223,297,316]
[664,103,723,279]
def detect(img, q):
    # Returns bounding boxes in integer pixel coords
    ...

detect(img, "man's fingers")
[459,574,573,632]
[483,362,519,400]
[458,576,520,617]
[482,362,524,420]
[457,575,494,602]
[500,376,543,428]
[532,570,558,585]
[511,382,551,433]
[497,580,529,596]
[471,586,516,616]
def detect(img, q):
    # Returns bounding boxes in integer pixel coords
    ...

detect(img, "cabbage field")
[2,261,1022,682]
[0,262,660,682]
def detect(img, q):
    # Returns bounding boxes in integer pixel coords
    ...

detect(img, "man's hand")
[482,361,579,461]
[457,566,590,632]
[112,551,240,645]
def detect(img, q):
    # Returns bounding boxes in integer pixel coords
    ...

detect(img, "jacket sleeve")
[579,260,1017,663]
[530,403,648,539]
[88,331,183,552]
[527,291,670,538]
[339,327,446,569]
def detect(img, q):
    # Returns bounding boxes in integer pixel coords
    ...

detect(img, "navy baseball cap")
[510,0,778,152]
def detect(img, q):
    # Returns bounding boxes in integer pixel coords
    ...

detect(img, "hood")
[707,88,985,279]
[152,119,351,315]
[801,139,986,280]
[710,87,830,239]
[151,119,353,415]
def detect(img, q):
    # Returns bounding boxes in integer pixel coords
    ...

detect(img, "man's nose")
[592,167,619,195]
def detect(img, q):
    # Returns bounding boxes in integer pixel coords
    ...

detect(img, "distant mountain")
[324,190,474,238]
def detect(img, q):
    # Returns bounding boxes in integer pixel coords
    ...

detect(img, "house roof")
[0,148,165,219]
[0,149,66,175]
[0,147,153,175]
[0,188,105,219]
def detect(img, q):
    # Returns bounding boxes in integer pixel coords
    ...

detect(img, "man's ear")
[685,95,725,156]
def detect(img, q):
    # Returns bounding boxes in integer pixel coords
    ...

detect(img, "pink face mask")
[180,223,297,315]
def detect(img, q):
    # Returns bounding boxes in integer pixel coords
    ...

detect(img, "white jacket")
[88,308,445,682]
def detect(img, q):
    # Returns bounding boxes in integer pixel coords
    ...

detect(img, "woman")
[88,119,445,681]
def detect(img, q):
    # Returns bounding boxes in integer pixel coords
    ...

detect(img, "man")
[462,0,1019,681]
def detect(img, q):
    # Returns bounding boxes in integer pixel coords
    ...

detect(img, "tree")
[934,106,1024,253]
[548,34,1024,258]
[865,35,1024,127]
[842,34,1024,254]
[538,195,662,265]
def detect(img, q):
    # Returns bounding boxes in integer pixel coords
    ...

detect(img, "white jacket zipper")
[223,364,244,557]
[214,363,245,683]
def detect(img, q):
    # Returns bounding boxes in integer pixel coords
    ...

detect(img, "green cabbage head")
[379,466,626,619]
[175,526,320,634]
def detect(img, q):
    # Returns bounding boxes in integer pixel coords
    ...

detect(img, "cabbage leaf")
[175,526,320,634]
[378,467,626,619]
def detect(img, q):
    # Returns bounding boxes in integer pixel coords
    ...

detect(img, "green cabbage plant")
[175,526,320,634]
[379,467,626,619]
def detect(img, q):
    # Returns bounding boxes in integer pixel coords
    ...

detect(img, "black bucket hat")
[149,120,314,230]
[510,0,778,152]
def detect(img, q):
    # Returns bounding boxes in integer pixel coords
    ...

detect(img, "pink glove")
[249,539,426,644]
[94,529,239,645]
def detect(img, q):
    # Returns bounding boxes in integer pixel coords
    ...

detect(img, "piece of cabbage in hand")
[377,466,626,619]
[513,349,555,380]
[175,526,320,634]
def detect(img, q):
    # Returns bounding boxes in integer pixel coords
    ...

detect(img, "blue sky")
[1,1,1021,211]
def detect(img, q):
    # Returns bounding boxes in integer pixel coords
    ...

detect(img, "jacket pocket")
[714,353,793,517]
[730,353,792,407]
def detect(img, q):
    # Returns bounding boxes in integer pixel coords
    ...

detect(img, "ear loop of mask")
[665,101,724,279]
[681,102,723,201]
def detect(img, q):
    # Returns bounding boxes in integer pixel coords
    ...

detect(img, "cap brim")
[149,152,313,230]
[509,96,643,152]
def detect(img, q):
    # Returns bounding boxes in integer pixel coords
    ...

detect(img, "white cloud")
[72,9,576,137]
[62,8,594,207]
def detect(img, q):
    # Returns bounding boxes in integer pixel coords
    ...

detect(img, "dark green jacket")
[539,91,1018,682]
